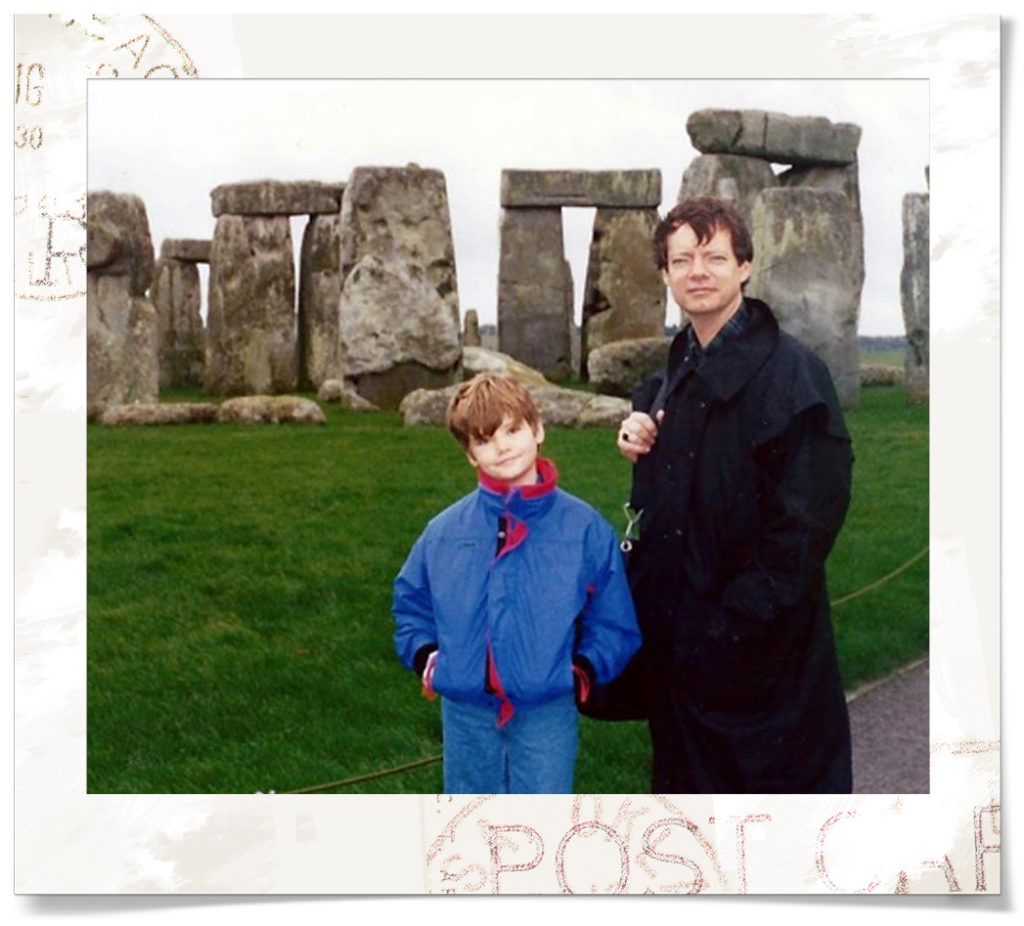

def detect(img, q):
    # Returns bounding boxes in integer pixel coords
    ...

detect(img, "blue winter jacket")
[393,458,641,719]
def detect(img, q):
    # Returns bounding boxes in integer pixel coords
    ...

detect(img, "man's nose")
[690,257,709,276]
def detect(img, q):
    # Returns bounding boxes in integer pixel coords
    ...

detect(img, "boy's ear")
[465,449,479,469]
[534,420,545,445]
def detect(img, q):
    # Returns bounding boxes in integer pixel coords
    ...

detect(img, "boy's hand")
[617,410,664,463]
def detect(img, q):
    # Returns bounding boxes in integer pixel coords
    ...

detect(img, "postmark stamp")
[14,14,197,306]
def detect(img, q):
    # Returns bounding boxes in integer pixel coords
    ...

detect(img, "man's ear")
[738,261,752,285]
[661,268,671,286]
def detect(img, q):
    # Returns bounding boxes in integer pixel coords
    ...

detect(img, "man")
[618,196,853,793]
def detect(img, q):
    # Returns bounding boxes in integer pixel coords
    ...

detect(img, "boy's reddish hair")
[446,374,542,451]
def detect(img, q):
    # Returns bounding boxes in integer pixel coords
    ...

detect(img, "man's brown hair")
[446,374,542,451]
[653,196,754,271]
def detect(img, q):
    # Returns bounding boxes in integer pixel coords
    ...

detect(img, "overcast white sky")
[88,78,928,335]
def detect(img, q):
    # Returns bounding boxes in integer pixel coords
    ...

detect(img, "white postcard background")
[13,13,1001,900]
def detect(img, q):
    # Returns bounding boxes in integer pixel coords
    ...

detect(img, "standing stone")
[339,165,459,327]
[298,212,342,390]
[687,110,861,167]
[337,255,461,410]
[497,208,572,381]
[463,309,481,347]
[677,154,779,229]
[580,208,666,377]
[206,214,297,395]
[748,188,862,408]
[151,257,204,389]
[86,192,159,419]
[901,192,930,404]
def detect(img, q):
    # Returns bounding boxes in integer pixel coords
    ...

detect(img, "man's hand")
[617,410,664,463]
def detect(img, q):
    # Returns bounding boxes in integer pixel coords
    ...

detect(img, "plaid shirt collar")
[685,299,752,362]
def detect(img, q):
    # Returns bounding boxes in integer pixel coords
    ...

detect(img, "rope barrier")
[281,753,442,794]
[276,544,928,793]
[831,544,929,608]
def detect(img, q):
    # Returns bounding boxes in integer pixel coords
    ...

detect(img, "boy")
[393,374,641,794]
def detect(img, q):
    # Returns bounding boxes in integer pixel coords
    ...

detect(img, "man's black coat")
[628,298,853,793]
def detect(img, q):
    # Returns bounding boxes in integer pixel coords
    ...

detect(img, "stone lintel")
[500,170,661,208]
[161,238,213,263]
[686,109,861,167]
[211,180,345,217]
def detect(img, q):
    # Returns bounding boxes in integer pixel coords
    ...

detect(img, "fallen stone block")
[462,346,552,387]
[587,337,672,397]
[316,379,380,411]
[216,395,326,425]
[100,403,220,426]
[399,383,629,428]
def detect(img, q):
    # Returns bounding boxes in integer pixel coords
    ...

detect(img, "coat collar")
[667,298,779,403]
[476,456,559,519]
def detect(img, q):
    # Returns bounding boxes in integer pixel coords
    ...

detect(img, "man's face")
[661,223,751,320]
[465,414,545,487]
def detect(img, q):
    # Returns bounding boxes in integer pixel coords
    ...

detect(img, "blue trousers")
[441,694,578,794]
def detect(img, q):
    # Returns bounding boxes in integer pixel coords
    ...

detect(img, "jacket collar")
[667,298,779,403]
[477,456,559,519]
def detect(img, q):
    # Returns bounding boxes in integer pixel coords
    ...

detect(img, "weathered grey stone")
[462,346,552,387]
[298,212,343,390]
[587,337,672,397]
[581,208,666,376]
[160,238,212,263]
[151,257,205,390]
[339,165,459,327]
[338,255,461,409]
[779,162,861,210]
[501,170,662,207]
[399,383,630,428]
[205,214,297,395]
[780,160,866,306]
[86,191,154,296]
[463,309,481,347]
[316,379,380,411]
[216,395,326,425]
[100,402,220,426]
[687,109,861,167]
[211,180,344,217]
[497,208,572,381]
[87,274,159,420]
[748,188,863,408]
[901,192,929,404]
[677,154,779,229]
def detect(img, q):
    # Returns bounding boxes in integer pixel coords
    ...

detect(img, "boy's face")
[465,414,545,487]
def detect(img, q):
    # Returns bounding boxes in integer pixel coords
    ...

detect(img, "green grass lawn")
[860,347,905,368]
[88,387,927,794]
